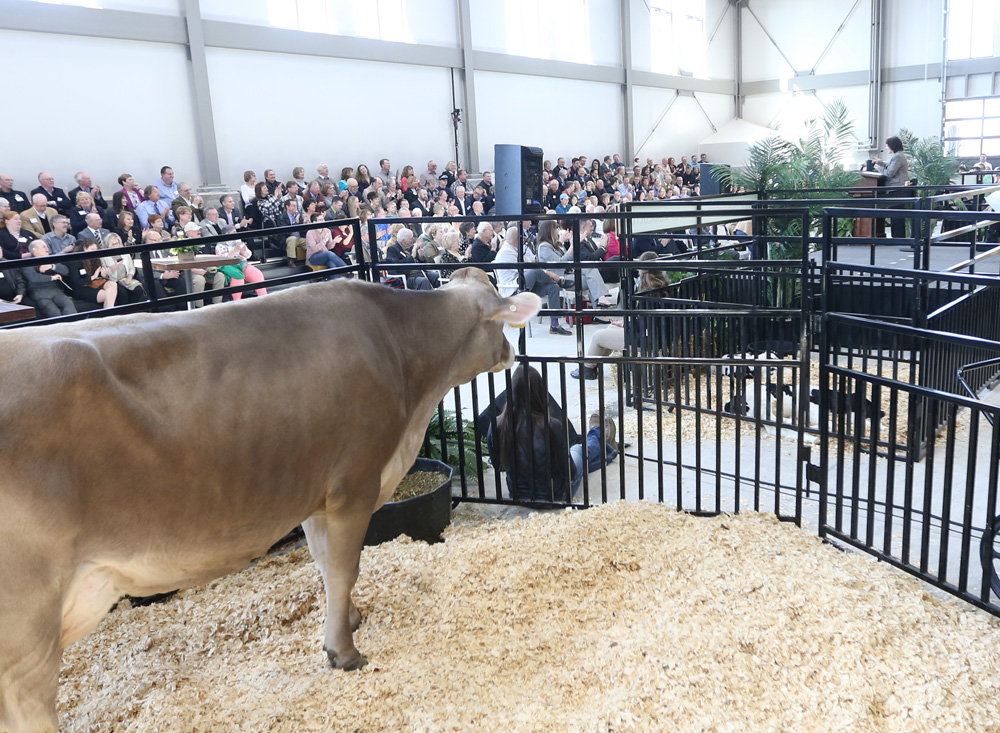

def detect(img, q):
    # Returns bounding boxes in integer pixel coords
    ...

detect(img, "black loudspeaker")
[699,164,728,196]
[494,144,543,216]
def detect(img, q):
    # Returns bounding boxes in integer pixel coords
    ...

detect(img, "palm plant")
[896,128,960,188]
[712,98,863,307]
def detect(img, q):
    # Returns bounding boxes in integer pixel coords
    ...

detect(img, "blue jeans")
[309,250,348,279]
[570,426,619,495]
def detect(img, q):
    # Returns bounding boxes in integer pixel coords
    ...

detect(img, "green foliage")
[896,128,960,187]
[419,409,489,472]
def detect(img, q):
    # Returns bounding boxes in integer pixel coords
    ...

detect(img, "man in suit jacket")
[30,172,72,214]
[20,194,59,238]
[0,173,29,212]
[199,208,226,239]
[67,171,107,211]
[274,199,305,266]
[170,182,204,222]
[77,212,112,247]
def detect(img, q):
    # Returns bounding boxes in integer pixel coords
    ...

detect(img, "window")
[944,96,1000,157]
[262,0,411,42]
[948,0,996,60]
[504,0,592,64]
[649,0,706,77]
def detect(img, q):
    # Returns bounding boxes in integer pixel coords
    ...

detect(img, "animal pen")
[4,188,1000,623]
[401,193,1000,622]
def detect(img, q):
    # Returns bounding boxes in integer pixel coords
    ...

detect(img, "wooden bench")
[0,301,36,324]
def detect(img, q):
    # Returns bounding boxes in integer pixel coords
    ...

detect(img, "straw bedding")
[58,502,1000,732]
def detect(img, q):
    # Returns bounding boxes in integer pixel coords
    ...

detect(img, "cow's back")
[0,281,421,588]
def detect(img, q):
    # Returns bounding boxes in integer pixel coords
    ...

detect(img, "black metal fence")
[5,199,1000,619]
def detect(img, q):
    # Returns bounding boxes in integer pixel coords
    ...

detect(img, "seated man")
[41,215,76,255]
[141,229,188,309]
[0,173,29,212]
[30,172,72,214]
[79,212,111,247]
[21,194,58,238]
[0,249,32,309]
[136,185,174,229]
[23,239,77,317]
[180,223,225,306]
[386,227,436,290]
[466,221,498,285]
[275,198,306,267]
[170,182,204,223]
[68,171,107,211]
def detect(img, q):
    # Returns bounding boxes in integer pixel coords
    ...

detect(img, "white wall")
[470,0,621,67]
[0,29,202,193]
[633,87,736,162]
[205,48,457,184]
[740,0,870,81]
[200,0,459,46]
[473,71,624,171]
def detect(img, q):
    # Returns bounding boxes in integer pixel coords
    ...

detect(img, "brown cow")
[0,268,540,732]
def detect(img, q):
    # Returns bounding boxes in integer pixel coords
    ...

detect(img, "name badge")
[79,268,87,275]
[0,272,5,279]
[14,195,23,202]
[29,218,38,223]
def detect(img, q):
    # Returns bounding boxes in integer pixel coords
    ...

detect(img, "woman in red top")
[602,218,620,260]
[330,213,355,263]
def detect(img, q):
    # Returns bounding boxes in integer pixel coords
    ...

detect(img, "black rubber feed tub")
[364,458,453,546]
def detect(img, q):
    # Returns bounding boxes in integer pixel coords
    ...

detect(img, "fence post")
[139,248,160,313]
[364,218,378,283]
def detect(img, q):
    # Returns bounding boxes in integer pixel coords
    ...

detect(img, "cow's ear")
[488,291,542,327]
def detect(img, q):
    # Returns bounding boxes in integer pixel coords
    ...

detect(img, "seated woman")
[215,230,267,300]
[100,232,147,304]
[113,210,142,248]
[170,206,194,239]
[493,225,565,333]
[0,211,34,259]
[103,192,131,230]
[147,213,171,242]
[304,212,350,279]
[572,252,669,380]
[487,364,617,503]
[65,240,120,309]
[70,191,101,234]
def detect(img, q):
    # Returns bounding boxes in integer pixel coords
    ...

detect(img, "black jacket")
[488,417,574,503]
[67,186,108,211]
[0,229,32,261]
[0,261,28,301]
[30,186,72,214]
[0,188,30,212]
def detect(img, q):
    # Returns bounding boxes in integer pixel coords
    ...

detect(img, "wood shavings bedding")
[58,502,1000,732]
[604,358,916,453]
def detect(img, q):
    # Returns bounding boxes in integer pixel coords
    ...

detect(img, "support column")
[735,0,744,118]
[621,0,635,161]
[457,0,480,172]
[181,0,223,186]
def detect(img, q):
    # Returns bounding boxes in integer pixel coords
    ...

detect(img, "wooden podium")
[851,170,886,238]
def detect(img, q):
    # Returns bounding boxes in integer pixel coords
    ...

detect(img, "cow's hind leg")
[0,561,63,733]
[303,499,373,669]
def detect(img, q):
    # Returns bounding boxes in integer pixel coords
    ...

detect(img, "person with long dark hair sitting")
[487,364,617,503]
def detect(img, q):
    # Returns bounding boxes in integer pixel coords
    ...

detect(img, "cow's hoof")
[326,648,368,670]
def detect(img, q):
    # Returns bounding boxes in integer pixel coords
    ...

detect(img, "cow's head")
[445,268,541,379]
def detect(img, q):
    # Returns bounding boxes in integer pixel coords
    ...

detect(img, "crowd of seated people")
[0,151,715,320]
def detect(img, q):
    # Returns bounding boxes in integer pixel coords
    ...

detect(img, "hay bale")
[58,503,1000,731]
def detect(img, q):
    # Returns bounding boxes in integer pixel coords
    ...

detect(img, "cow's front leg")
[304,494,374,670]
[0,558,63,732]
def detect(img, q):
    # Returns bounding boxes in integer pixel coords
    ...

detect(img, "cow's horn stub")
[449,267,490,285]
